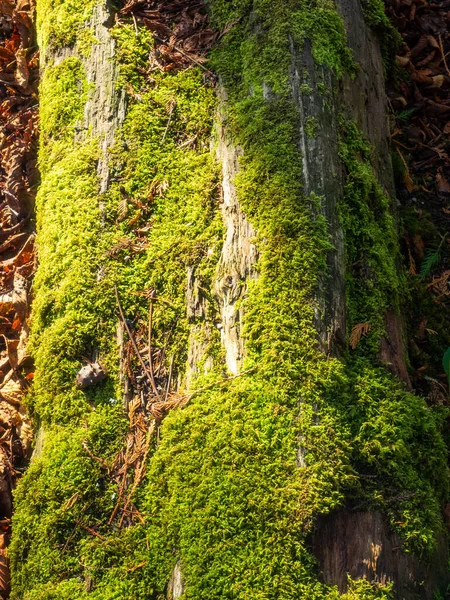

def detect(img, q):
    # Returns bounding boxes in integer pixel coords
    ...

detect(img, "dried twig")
[114,285,157,396]
[439,34,450,77]
[164,354,174,402]
[119,421,155,527]
[147,298,160,399]
[77,521,105,541]
[132,13,139,37]
[161,100,175,143]
[127,561,147,573]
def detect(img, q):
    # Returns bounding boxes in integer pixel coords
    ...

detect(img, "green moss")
[134,0,445,595]
[106,24,222,374]
[11,18,224,600]
[10,405,128,599]
[305,116,319,138]
[300,82,314,94]
[338,120,403,347]
[36,0,97,51]
[334,579,393,599]
[26,55,117,424]
[11,35,133,597]
[38,58,88,144]
[76,28,99,58]
[359,0,401,72]
[110,26,153,91]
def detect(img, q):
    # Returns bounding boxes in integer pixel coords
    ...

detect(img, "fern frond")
[419,248,441,280]
[419,234,447,281]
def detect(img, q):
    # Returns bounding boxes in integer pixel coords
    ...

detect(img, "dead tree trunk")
[7,0,450,599]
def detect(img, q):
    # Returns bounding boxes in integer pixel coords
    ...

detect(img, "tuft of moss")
[333,578,393,600]
[36,0,97,52]
[10,405,128,598]
[305,116,319,138]
[26,55,118,425]
[338,119,403,348]
[359,0,401,73]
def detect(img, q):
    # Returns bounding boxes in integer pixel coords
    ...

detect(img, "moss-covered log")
[8,0,450,599]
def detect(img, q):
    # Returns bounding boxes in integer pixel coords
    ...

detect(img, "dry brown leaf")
[396,148,417,192]
[117,196,127,222]
[350,322,371,350]
[14,48,28,89]
[396,55,410,68]
[436,169,450,193]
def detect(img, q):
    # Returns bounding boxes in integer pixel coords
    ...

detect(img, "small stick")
[61,522,79,554]
[177,135,197,149]
[127,561,147,573]
[148,299,160,399]
[132,13,139,37]
[153,35,215,76]
[115,286,158,396]
[164,354,174,402]
[161,101,175,143]
[77,521,105,541]
[439,35,450,77]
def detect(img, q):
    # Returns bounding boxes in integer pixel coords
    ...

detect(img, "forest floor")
[387,0,450,401]
[0,0,37,595]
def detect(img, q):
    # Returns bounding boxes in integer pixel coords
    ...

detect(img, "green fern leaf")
[419,234,447,281]
[443,347,450,378]
[443,347,450,392]
[419,248,441,280]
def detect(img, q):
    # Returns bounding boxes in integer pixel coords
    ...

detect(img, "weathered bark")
[212,87,259,375]
[313,511,449,599]
[40,1,126,176]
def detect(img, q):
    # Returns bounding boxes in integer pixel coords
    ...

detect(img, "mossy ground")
[9,0,450,599]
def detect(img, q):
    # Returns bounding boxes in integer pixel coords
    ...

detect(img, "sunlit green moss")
[338,120,402,348]
[36,0,97,52]
[359,0,401,72]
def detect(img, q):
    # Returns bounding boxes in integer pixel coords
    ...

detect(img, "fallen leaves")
[388,0,450,196]
[0,0,37,594]
[119,0,218,73]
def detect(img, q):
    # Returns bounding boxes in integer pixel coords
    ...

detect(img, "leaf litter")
[0,0,37,595]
